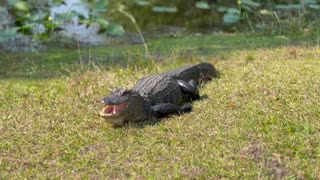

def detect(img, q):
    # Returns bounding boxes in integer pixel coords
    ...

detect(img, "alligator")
[99,63,218,125]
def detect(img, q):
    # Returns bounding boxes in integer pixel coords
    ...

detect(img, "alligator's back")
[132,63,218,105]
[163,63,217,83]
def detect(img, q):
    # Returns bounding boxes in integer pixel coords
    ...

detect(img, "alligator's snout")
[101,97,120,105]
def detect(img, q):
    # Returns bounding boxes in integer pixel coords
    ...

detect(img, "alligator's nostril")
[101,98,109,104]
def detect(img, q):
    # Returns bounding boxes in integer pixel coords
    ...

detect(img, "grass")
[1,33,320,178]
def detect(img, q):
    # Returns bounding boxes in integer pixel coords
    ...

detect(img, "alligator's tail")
[175,63,219,83]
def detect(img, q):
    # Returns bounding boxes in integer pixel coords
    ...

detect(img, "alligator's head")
[99,89,147,125]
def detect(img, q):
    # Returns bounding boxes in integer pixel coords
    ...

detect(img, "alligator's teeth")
[113,106,116,114]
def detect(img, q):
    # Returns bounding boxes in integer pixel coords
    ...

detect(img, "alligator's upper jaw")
[99,102,129,117]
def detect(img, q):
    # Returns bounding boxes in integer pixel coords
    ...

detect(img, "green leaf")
[300,0,318,4]
[0,6,7,13]
[288,4,303,9]
[54,12,75,22]
[34,33,50,40]
[223,13,240,24]
[94,0,108,13]
[106,24,124,36]
[241,5,253,12]
[0,28,18,42]
[217,6,228,13]
[135,0,150,6]
[309,4,320,9]
[195,2,210,10]
[15,14,31,24]
[97,18,110,29]
[42,12,51,21]
[227,8,240,14]
[14,1,30,11]
[275,4,302,10]
[53,0,66,4]
[242,0,260,7]
[255,23,267,29]
[6,0,18,6]
[152,6,178,13]
[17,24,33,35]
[259,9,274,15]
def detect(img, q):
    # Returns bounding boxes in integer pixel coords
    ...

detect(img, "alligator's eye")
[113,88,122,93]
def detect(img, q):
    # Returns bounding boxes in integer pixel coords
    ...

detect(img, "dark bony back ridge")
[168,63,218,83]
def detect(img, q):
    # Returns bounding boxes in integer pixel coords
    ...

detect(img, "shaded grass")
[1,34,320,178]
[1,33,318,78]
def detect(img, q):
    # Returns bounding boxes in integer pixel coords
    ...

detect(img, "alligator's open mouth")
[99,102,128,117]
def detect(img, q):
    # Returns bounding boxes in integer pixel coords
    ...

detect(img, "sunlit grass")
[1,34,320,178]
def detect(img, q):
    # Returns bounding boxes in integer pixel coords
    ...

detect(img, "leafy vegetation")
[2,0,320,45]
[0,0,123,42]
[1,33,320,178]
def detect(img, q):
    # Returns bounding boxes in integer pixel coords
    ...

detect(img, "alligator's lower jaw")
[100,116,126,125]
[99,102,128,117]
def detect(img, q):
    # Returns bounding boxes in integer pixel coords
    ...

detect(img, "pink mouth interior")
[102,102,128,116]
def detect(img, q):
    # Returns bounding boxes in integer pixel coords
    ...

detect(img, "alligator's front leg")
[177,79,200,101]
[150,103,192,118]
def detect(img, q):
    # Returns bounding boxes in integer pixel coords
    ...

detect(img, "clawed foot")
[181,103,192,113]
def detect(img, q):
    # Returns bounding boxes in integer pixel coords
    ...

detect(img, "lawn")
[1,33,320,178]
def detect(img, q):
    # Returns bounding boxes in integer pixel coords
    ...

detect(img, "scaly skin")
[99,63,218,125]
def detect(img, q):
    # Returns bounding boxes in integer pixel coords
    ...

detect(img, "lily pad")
[195,2,210,10]
[0,28,18,42]
[14,1,30,11]
[97,18,110,29]
[223,13,240,24]
[217,6,228,13]
[242,0,261,7]
[106,24,125,36]
[0,6,7,13]
[301,0,318,4]
[152,6,178,13]
[135,0,151,6]
[275,4,302,10]
[309,4,320,9]
[227,8,240,14]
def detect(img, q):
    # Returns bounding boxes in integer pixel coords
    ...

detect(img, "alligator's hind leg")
[177,79,200,101]
[150,103,192,118]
